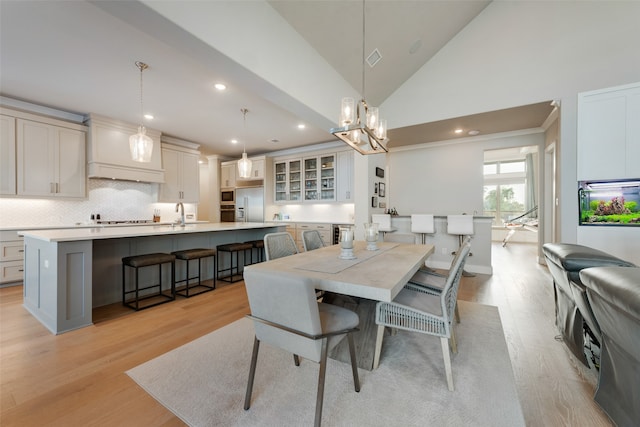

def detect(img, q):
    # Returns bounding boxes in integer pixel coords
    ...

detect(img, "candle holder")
[338,225,356,259]
[364,222,379,251]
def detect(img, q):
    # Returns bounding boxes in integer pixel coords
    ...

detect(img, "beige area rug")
[127,301,525,426]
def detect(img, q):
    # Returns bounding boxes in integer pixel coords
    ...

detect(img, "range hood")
[85,114,165,183]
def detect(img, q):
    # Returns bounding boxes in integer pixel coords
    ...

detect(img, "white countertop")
[19,222,283,242]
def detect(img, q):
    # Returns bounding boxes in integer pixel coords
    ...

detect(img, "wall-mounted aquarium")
[579,179,640,226]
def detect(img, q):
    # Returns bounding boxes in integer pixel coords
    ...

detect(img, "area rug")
[127,301,524,426]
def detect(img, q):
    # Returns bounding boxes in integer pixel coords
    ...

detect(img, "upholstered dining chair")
[243,268,361,427]
[373,241,471,391]
[263,232,298,261]
[408,235,472,323]
[302,229,326,251]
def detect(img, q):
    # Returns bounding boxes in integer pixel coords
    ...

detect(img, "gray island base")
[20,223,285,334]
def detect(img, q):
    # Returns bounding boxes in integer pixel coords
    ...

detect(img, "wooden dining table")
[245,240,435,370]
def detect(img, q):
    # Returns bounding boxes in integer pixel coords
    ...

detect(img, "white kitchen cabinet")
[159,141,200,203]
[16,118,86,198]
[0,230,23,284]
[0,114,16,195]
[337,150,354,202]
[274,158,302,203]
[221,162,236,188]
[577,82,640,180]
[237,157,265,181]
[304,154,335,202]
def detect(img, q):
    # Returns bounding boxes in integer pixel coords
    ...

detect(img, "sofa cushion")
[542,243,635,273]
[580,266,640,317]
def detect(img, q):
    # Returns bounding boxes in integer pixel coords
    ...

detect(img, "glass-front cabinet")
[274,159,302,202]
[304,154,335,201]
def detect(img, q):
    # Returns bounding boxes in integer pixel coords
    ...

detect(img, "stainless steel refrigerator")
[235,187,264,222]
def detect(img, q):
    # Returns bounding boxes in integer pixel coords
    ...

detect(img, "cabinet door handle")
[19,249,24,253]
[18,269,24,272]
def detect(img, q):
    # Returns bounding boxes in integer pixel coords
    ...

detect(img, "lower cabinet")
[0,231,24,284]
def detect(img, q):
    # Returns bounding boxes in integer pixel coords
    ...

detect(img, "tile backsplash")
[0,179,196,227]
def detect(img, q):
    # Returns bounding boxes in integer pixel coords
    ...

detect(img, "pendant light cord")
[135,61,148,127]
[241,108,249,154]
[361,0,366,99]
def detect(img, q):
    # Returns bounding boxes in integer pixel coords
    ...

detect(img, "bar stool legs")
[217,242,253,283]
[122,253,176,311]
[172,248,217,297]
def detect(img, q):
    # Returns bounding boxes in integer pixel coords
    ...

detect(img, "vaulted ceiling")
[0,1,553,158]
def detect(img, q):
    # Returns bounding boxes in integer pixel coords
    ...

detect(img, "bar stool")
[447,214,474,277]
[371,214,393,239]
[244,239,265,265]
[216,242,253,283]
[171,248,217,297]
[122,252,176,311]
[411,214,435,244]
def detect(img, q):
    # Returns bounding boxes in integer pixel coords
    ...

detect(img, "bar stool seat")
[217,242,253,283]
[172,248,217,297]
[122,252,176,311]
[244,239,265,264]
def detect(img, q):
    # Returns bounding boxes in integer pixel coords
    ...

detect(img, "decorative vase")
[364,222,379,251]
[338,225,356,259]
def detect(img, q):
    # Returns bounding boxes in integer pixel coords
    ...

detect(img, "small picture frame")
[375,167,384,178]
[379,201,386,209]
[378,182,385,198]
[371,196,378,208]
[374,183,378,194]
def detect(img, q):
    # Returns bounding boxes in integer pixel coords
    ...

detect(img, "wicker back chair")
[373,241,471,391]
[302,230,326,252]
[263,232,298,261]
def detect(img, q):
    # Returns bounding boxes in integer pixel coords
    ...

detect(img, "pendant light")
[330,0,388,155]
[237,108,253,179]
[129,61,153,162]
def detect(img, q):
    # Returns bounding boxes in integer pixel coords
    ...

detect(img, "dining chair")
[408,235,472,323]
[243,268,361,427]
[302,229,326,251]
[263,232,298,261]
[373,240,471,391]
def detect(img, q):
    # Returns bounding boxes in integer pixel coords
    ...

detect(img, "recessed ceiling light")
[468,130,480,136]
[231,139,238,144]
[214,83,226,91]
[297,123,306,129]
[144,114,154,120]
[454,129,463,134]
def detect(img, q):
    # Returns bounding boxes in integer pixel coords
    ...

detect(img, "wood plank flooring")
[0,243,613,426]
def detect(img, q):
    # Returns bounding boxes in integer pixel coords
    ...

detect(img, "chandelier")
[129,61,154,162]
[237,108,252,179]
[330,0,388,155]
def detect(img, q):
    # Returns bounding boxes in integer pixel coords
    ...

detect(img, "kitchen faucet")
[175,202,185,227]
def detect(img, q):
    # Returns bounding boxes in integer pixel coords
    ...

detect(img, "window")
[483,160,526,225]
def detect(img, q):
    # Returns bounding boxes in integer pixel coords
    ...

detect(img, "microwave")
[221,190,235,203]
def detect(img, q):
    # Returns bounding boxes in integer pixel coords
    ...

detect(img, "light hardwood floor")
[0,243,612,426]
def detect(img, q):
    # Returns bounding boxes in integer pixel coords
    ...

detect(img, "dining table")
[245,240,435,370]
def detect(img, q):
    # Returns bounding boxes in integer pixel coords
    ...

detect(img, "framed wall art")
[378,182,385,197]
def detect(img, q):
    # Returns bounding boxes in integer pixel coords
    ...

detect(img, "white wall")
[387,132,544,216]
[383,1,640,244]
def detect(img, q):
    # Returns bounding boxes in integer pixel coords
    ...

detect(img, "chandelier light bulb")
[341,97,355,126]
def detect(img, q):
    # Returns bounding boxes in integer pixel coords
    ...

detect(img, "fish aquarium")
[578,179,640,226]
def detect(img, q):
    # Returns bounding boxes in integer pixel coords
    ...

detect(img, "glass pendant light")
[330,0,388,155]
[237,108,252,179]
[129,61,153,163]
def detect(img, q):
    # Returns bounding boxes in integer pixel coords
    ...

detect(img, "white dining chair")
[373,241,471,391]
[243,268,361,427]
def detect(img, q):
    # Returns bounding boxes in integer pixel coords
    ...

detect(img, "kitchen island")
[19,222,285,334]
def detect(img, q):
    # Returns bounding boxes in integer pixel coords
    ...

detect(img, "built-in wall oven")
[220,204,235,222]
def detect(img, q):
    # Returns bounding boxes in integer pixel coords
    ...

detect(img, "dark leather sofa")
[580,266,640,427]
[541,243,635,365]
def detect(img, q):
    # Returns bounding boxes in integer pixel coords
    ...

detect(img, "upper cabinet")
[304,154,335,202]
[336,150,354,202]
[274,158,302,202]
[274,150,353,204]
[0,114,16,195]
[221,162,236,189]
[85,114,164,183]
[16,117,86,198]
[578,82,640,180]
[159,137,200,203]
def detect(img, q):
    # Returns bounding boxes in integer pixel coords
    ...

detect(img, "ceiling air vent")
[366,48,382,68]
